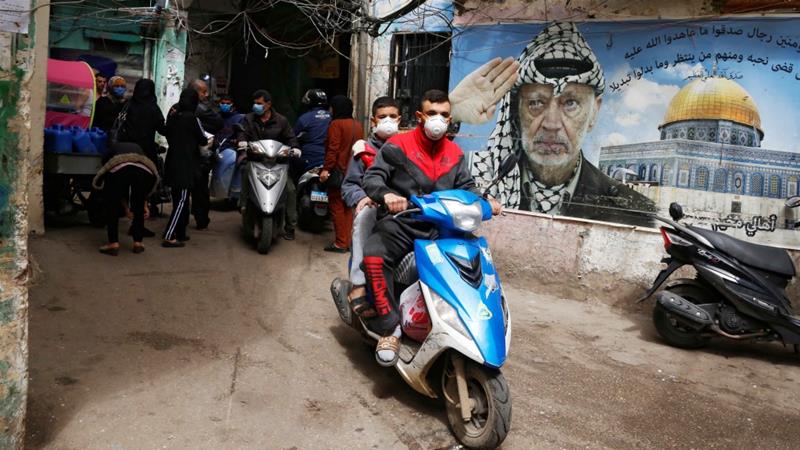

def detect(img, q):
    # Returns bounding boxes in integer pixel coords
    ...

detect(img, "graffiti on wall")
[449,18,800,240]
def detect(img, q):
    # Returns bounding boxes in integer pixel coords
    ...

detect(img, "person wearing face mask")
[237,89,301,240]
[215,95,245,143]
[360,90,503,366]
[334,96,402,318]
[92,75,128,133]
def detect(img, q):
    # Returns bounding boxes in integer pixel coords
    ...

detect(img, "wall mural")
[449,18,800,244]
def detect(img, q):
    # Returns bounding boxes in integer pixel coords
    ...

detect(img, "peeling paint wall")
[0,4,39,446]
[482,211,800,308]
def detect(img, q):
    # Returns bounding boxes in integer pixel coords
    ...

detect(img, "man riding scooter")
[237,89,301,240]
[360,89,502,366]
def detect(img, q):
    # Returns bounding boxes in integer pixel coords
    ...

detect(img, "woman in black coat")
[162,88,207,247]
[119,79,166,163]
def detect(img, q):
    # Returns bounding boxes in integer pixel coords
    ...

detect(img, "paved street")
[26,210,800,449]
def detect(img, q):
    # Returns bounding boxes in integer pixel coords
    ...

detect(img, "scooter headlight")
[430,289,470,339]
[256,167,284,188]
[441,199,483,232]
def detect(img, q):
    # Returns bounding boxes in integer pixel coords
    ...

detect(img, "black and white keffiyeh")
[471,22,605,209]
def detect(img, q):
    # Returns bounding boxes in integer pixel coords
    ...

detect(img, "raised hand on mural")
[450,57,519,124]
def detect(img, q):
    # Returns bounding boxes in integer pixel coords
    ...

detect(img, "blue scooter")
[331,185,514,448]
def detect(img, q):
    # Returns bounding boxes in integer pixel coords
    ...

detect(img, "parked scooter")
[296,166,329,232]
[210,137,243,209]
[638,202,800,353]
[240,139,299,254]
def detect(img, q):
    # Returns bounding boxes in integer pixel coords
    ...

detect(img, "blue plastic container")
[89,127,108,154]
[71,126,96,154]
[51,125,73,154]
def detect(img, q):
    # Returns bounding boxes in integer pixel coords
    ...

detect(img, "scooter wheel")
[257,216,273,254]
[442,355,511,449]
[653,303,708,349]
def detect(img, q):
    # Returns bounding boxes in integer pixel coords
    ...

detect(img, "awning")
[83,30,142,43]
[47,59,95,89]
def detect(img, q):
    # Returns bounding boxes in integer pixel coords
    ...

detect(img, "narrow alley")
[25,211,800,449]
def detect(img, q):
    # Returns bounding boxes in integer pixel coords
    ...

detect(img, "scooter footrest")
[656,291,713,327]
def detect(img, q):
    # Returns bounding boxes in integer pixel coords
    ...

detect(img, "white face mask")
[423,114,448,141]
[374,117,399,139]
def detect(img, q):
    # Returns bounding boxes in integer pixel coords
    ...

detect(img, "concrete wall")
[0,4,43,445]
[482,210,800,308]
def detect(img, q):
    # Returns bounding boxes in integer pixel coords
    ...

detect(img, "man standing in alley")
[188,79,224,230]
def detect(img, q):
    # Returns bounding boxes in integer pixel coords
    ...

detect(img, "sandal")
[132,243,145,254]
[99,244,119,256]
[375,335,400,367]
[348,286,377,318]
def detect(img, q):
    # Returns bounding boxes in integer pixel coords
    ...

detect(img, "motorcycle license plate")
[310,191,329,203]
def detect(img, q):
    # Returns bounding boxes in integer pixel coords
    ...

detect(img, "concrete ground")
[26,210,800,449]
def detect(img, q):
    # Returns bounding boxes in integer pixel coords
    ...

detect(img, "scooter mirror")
[668,202,684,221]
[497,151,520,180]
[785,195,800,208]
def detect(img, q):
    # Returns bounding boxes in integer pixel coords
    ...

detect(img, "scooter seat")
[689,226,796,278]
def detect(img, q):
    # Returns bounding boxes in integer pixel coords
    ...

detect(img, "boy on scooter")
[335,97,403,320]
[361,90,502,366]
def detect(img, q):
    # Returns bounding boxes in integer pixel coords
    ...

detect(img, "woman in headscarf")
[92,75,128,132]
[118,79,166,163]
[162,88,208,247]
[93,142,159,255]
[320,95,363,252]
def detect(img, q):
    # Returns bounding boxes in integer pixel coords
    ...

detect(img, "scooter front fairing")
[414,237,509,368]
[247,161,289,214]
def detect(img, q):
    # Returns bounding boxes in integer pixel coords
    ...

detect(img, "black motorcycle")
[638,202,800,353]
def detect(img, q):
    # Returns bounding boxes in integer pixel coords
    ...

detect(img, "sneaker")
[283,229,295,241]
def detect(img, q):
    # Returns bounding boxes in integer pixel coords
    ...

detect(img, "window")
[694,167,709,190]
[788,176,798,197]
[677,164,690,187]
[390,33,452,127]
[733,172,744,194]
[769,175,781,197]
[750,173,764,196]
[650,164,660,183]
[713,168,727,192]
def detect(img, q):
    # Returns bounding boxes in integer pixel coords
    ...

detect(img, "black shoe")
[178,235,190,242]
[283,229,295,240]
[195,218,210,230]
[128,226,156,238]
[161,240,185,248]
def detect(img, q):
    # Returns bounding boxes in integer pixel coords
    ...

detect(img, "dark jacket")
[118,79,166,160]
[293,106,331,169]
[519,153,657,228]
[342,134,384,207]
[363,126,479,203]
[196,101,224,134]
[92,96,125,133]
[238,111,299,148]
[164,89,206,189]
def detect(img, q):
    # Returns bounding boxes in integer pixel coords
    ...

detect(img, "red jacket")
[324,118,364,173]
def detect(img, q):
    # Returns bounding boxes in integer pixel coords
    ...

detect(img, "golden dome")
[661,77,762,132]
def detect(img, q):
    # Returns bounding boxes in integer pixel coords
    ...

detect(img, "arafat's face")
[517,82,600,168]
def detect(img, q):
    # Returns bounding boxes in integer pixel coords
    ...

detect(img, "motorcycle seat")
[689,226,796,278]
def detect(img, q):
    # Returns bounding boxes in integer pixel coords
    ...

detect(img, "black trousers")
[191,163,211,227]
[363,217,435,320]
[104,166,155,243]
[164,187,190,241]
